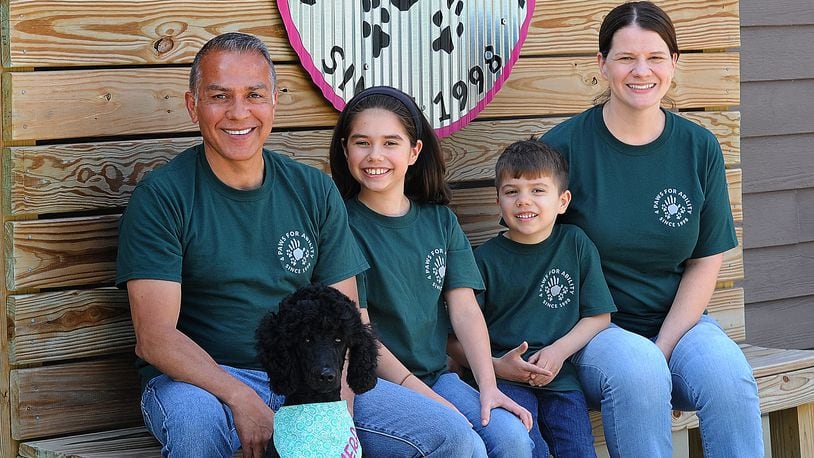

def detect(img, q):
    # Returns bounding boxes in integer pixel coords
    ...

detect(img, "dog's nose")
[320,368,336,383]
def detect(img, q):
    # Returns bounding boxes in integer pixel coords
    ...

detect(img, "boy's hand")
[478,385,533,431]
[494,341,552,383]
[528,346,566,387]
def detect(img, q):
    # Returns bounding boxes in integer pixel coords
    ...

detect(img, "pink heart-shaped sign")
[278,0,535,137]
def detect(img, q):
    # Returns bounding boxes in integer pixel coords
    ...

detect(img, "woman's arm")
[655,253,723,361]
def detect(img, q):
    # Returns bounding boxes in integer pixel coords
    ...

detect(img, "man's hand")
[229,388,275,458]
[494,341,552,383]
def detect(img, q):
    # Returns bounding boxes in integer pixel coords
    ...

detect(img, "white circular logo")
[538,268,575,309]
[424,248,446,291]
[277,230,315,274]
[652,188,693,227]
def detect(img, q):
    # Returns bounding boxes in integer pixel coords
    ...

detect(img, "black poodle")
[256,284,379,458]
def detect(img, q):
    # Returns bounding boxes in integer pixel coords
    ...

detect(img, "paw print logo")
[424,248,447,291]
[432,0,465,54]
[539,268,575,309]
[362,0,391,58]
[277,231,315,274]
[653,188,693,227]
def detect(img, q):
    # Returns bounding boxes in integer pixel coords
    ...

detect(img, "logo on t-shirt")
[277,230,315,275]
[424,248,447,291]
[653,188,693,228]
[539,268,575,309]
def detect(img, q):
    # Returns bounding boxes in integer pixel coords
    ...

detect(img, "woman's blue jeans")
[571,315,763,457]
[141,367,481,457]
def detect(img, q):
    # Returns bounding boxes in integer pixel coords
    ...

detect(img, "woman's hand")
[478,385,533,431]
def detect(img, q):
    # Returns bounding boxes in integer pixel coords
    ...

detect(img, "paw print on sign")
[362,0,391,58]
[432,0,465,54]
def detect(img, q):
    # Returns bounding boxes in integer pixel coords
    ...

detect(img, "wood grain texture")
[7,289,132,365]
[18,427,160,458]
[4,54,739,142]
[769,404,814,458]
[746,295,814,350]
[10,358,142,440]
[743,242,814,304]
[742,133,814,194]
[5,215,118,291]
[757,366,814,415]
[3,111,740,216]
[3,0,739,68]
[741,26,814,83]
[742,80,814,138]
[740,0,814,27]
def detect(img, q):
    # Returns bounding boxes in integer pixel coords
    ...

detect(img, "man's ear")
[185,91,198,124]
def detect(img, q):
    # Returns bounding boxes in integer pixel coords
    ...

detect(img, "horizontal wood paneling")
[7,289,132,365]
[740,1,814,27]
[2,0,740,68]
[742,79,814,138]
[5,215,118,291]
[742,133,814,193]
[747,295,814,350]
[18,427,160,458]
[3,111,740,216]
[744,241,814,303]
[4,54,740,142]
[744,189,814,249]
[10,358,141,440]
[741,26,814,82]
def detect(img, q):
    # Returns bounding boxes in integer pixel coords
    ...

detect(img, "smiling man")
[116,32,479,458]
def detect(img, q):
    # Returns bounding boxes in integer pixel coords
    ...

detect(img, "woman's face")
[598,25,677,113]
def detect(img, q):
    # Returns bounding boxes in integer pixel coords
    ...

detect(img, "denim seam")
[354,425,427,456]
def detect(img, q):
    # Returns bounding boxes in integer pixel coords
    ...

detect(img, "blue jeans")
[497,383,594,458]
[432,372,534,458]
[571,315,763,458]
[141,366,479,457]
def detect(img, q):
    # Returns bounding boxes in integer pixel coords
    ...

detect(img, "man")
[117,33,477,457]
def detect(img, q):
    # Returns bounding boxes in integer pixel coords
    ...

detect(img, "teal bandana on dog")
[273,400,361,457]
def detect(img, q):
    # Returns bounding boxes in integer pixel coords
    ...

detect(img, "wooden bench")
[2,1,812,457]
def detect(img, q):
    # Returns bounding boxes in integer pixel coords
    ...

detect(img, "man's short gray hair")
[189,32,277,98]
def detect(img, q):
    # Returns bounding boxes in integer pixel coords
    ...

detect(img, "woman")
[539,2,763,457]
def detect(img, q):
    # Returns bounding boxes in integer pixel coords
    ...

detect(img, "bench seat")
[20,344,814,458]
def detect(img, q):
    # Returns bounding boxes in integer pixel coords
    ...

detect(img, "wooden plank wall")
[739,0,814,350]
[0,0,741,454]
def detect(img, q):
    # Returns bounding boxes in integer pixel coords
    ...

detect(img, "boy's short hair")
[495,140,569,192]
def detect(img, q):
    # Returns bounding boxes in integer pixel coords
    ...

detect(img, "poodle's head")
[256,284,378,401]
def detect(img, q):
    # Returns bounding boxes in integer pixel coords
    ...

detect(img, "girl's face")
[598,25,677,114]
[344,108,421,200]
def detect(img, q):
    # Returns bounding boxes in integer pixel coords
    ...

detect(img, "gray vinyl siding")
[741,0,814,349]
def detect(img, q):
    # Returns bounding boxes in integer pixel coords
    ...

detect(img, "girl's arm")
[446,288,532,429]
[654,253,723,361]
[528,313,610,386]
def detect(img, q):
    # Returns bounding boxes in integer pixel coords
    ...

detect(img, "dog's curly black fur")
[255,284,379,457]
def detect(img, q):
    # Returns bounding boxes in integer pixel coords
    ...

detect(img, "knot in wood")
[154,37,175,54]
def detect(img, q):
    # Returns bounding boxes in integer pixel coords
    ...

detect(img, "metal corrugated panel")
[279,0,534,137]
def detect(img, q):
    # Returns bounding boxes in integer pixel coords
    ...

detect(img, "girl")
[539,2,763,456]
[330,86,534,458]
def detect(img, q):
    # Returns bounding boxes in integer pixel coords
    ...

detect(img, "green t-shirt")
[474,224,616,392]
[116,145,368,385]
[346,197,484,386]
[541,105,738,337]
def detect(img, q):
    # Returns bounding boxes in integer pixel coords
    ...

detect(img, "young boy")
[474,140,616,457]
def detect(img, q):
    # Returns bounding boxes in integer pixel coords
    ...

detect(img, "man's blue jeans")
[571,315,763,457]
[141,366,480,457]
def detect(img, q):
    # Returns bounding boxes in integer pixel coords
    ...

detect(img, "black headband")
[344,86,424,139]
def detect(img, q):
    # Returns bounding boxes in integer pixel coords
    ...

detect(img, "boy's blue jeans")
[140,367,480,457]
[571,315,763,458]
[496,383,594,458]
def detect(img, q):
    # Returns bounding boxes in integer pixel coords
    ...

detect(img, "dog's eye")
[304,337,311,343]
[334,337,342,343]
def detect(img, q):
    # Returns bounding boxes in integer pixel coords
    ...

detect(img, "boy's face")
[497,173,571,244]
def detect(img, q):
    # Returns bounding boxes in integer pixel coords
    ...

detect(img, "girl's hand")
[494,341,553,383]
[478,385,533,431]
[528,346,566,387]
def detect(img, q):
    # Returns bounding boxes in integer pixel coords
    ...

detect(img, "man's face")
[185,50,277,167]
